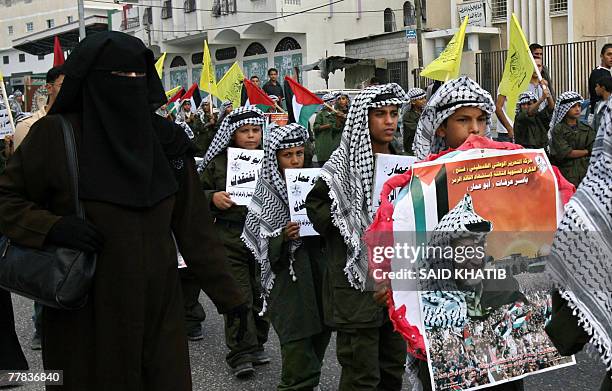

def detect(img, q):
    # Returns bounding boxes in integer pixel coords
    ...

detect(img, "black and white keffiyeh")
[515,91,538,116]
[547,97,612,371]
[321,83,408,290]
[547,91,583,141]
[421,194,493,332]
[198,106,265,170]
[407,87,427,101]
[412,77,495,160]
[242,123,310,312]
[322,92,338,105]
[217,100,234,123]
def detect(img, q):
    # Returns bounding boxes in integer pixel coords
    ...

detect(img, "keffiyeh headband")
[548,91,583,141]
[421,194,493,332]
[322,92,337,105]
[242,123,310,312]
[547,97,612,371]
[199,106,265,169]
[321,83,408,290]
[412,77,495,160]
[407,87,427,101]
[515,91,538,116]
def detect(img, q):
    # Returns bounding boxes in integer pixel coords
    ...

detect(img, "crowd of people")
[0,30,611,391]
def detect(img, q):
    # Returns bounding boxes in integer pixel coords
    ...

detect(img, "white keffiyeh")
[242,123,310,312]
[547,97,612,371]
[321,83,408,290]
[515,91,538,116]
[198,106,265,170]
[412,77,495,160]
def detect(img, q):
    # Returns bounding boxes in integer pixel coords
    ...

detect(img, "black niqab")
[49,31,189,208]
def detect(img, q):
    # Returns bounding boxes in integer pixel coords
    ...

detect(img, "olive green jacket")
[514,107,552,149]
[402,109,421,156]
[313,110,342,163]
[549,121,595,187]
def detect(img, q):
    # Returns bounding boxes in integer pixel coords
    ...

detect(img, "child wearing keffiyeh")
[513,90,554,150]
[242,123,331,391]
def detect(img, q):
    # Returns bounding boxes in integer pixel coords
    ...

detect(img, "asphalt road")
[9,293,606,391]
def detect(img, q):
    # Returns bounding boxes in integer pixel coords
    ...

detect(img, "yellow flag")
[0,69,3,83]
[421,16,469,81]
[165,85,182,99]
[155,52,166,79]
[199,41,218,97]
[498,14,535,122]
[216,62,245,108]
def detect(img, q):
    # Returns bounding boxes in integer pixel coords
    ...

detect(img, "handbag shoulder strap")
[57,115,84,219]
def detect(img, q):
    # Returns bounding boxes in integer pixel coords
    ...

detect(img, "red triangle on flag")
[243,78,275,107]
[284,76,324,105]
[53,36,65,67]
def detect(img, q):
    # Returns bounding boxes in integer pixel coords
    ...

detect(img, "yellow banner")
[165,85,182,98]
[420,16,469,81]
[199,41,218,97]
[155,52,166,79]
[498,14,535,122]
[216,62,245,108]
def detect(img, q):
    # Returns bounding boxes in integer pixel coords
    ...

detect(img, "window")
[67,16,74,23]
[403,2,415,26]
[244,42,267,57]
[2,56,8,65]
[491,0,507,21]
[161,1,173,19]
[26,22,34,32]
[38,54,45,60]
[47,19,54,29]
[8,25,13,35]
[170,56,187,68]
[4,0,11,6]
[184,0,196,13]
[19,54,25,63]
[421,0,426,21]
[275,37,301,52]
[550,0,568,14]
[143,7,152,25]
[212,0,237,16]
[285,0,300,4]
[383,8,396,32]
[215,47,237,61]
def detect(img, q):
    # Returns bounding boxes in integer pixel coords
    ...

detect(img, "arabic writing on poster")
[0,107,13,139]
[285,168,321,237]
[226,147,264,206]
[450,157,542,193]
[372,154,417,210]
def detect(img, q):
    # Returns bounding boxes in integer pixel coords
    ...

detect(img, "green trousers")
[178,268,206,333]
[278,330,332,391]
[336,319,407,391]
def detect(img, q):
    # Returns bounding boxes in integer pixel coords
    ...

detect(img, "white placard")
[372,154,417,211]
[285,168,321,237]
[0,107,12,139]
[226,147,264,206]
[457,1,487,27]
[177,252,187,269]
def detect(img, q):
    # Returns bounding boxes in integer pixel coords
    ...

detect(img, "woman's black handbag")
[0,115,96,310]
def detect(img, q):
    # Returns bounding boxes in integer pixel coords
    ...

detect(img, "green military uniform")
[313,109,343,165]
[190,113,217,156]
[200,153,270,367]
[267,234,331,390]
[0,139,6,174]
[306,178,407,391]
[514,107,552,149]
[549,121,596,187]
[402,109,421,156]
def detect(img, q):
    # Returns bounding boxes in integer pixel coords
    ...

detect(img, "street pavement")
[9,293,606,390]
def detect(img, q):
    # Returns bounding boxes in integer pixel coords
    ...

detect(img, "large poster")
[274,53,302,82]
[388,149,574,391]
[225,147,264,206]
[285,168,321,237]
[243,58,268,80]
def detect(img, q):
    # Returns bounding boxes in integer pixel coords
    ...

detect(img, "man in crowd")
[263,68,284,105]
[593,76,612,133]
[402,87,427,156]
[530,43,555,98]
[589,43,612,114]
[241,75,261,106]
[313,92,344,167]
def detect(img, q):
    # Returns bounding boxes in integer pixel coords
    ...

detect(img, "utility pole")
[415,0,424,69]
[77,0,86,41]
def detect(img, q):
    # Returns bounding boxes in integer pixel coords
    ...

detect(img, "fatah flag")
[181,83,202,113]
[155,52,167,79]
[420,16,468,82]
[243,78,276,112]
[284,76,324,127]
[53,36,65,67]
[199,40,218,97]
[216,62,245,108]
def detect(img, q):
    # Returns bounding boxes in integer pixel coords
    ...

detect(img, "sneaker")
[187,327,204,341]
[231,362,255,378]
[31,333,42,350]
[251,350,271,365]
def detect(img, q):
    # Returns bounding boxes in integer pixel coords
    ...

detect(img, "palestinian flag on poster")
[167,87,185,116]
[243,78,276,112]
[181,83,202,113]
[284,76,324,128]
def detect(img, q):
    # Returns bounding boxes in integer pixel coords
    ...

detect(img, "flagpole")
[274,103,287,114]
[323,102,343,116]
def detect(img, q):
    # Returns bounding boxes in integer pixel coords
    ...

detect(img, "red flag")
[243,78,276,108]
[53,36,65,67]
[284,76,324,105]
[167,87,185,104]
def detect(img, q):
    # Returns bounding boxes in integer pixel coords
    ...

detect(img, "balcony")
[121,16,140,30]
[212,0,236,17]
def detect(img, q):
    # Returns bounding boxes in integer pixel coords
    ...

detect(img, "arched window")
[384,8,396,32]
[191,52,203,64]
[215,47,237,61]
[403,2,415,26]
[274,37,301,52]
[244,42,267,57]
[170,56,186,68]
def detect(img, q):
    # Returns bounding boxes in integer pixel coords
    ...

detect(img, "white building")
[115,0,408,91]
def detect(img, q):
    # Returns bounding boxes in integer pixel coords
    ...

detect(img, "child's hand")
[212,191,235,210]
[284,222,300,241]
[373,283,390,307]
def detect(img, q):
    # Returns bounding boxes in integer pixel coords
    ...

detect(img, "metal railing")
[476,40,597,99]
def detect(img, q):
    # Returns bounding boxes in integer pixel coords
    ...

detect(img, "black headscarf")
[49,31,190,208]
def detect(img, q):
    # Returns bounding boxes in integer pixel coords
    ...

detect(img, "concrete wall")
[551,16,568,44]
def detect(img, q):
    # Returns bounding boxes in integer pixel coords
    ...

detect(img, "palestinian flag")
[53,36,65,66]
[167,87,185,116]
[284,76,323,128]
[181,83,202,113]
[243,78,275,112]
